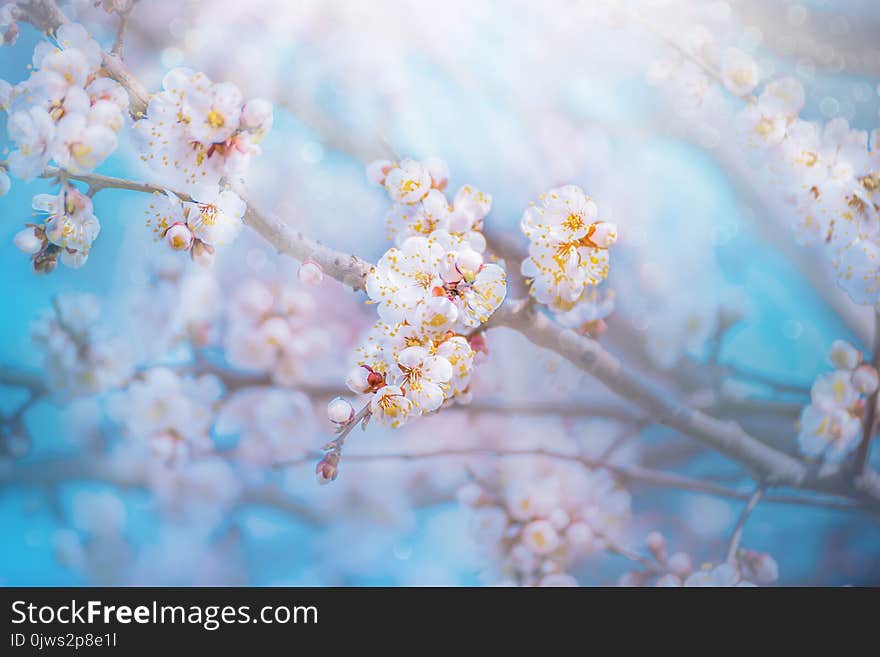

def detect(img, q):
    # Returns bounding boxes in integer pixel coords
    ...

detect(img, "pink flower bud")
[240,98,273,135]
[366,159,394,186]
[316,452,339,485]
[422,157,449,190]
[298,260,323,286]
[667,551,693,577]
[469,332,489,357]
[327,397,355,424]
[165,222,193,251]
[646,531,666,560]
[738,549,779,584]
[852,365,878,394]
[14,227,43,254]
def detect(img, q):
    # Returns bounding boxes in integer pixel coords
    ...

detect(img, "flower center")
[207,109,225,129]
[563,213,585,232]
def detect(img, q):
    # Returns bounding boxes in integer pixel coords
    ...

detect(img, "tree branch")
[725,485,765,563]
[276,447,867,512]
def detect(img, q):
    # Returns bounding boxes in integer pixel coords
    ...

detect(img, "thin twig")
[725,485,765,563]
[110,0,137,57]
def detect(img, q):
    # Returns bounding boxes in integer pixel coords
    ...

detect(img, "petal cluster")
[520,185,617,312]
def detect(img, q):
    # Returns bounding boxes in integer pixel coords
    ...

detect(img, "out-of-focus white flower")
[366,159,394,185]
[829,340,861,370]
[852,365,879,394]
[684,563,754,587]
[720,47,760,96]
[0,168,9,195]
[522,520,561,556]
[798,404,861,463]
[538,573,578,587]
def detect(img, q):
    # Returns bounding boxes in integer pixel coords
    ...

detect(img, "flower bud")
[14,227,43,254]
[315,452,339,485]
[346,366,372,394]
[456,482,484,507]
[298,260,323,286]
[191,239,215,267]
[738,549,779,584]
[830,339,860,370]
[438,252,462,283]
[549,508,570,530]
[853,365,879,395]
[587,221,617,248]
[565,522,594,547]
[667,551,692,577]
[456,249,483,281]
[646,531,666,561]
[0,169,10,196]
[327,397,355,425]
[366,159,394,186]
[469,332,489,356]
[165,222,193,251]
[366,370,385,390]
[240,98,274,135]
[422,157,449,190]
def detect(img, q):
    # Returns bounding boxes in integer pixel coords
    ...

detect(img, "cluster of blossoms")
[316,159,506,481]
[701,47,880,309]
[222,278,334,386]
[136,68,272,261]
[31,292,134,395]
[797,340,878,464]
[367,157,490,249]
[4,23,129,270]
[458,458,631,586]
[107,367,222,462]
[520,185,617,313]
[53,490,131,585]
[145,188,246,267]
[15,184,101,272]
[618,532,778,587]
[734,73,880,283]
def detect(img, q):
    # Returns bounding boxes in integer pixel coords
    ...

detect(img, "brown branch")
[276,447,866,512]
[0,457,322,525]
